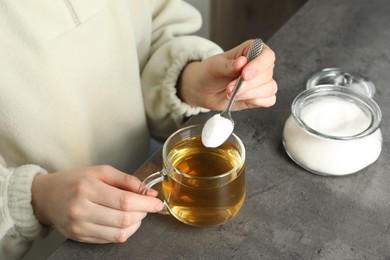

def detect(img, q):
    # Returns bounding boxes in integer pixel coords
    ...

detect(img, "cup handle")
[138,171,169,215]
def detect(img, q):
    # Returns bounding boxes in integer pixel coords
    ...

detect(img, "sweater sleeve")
[141,0,223,139]
[0,158,50,259]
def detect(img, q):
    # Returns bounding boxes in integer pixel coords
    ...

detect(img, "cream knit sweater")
[0,0,221,258]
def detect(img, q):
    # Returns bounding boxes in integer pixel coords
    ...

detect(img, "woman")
[0,0,277,258]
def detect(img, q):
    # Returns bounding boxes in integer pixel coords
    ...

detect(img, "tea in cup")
[139,124,246,227]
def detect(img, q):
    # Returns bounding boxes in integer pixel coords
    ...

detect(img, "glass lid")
[306,68,376,98]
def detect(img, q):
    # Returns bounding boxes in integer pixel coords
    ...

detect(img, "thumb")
[226,55,247,78]
[209,54,246,79]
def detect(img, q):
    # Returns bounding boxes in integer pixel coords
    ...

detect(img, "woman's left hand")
[178,39,277,111]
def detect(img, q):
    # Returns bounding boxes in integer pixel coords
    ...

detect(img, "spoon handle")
[223,38,264,114]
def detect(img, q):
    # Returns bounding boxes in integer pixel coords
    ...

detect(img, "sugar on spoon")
[201,38,264,148]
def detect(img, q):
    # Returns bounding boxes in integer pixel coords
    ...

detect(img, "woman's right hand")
[31,165,164,243]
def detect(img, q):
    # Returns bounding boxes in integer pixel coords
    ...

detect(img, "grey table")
[49,0,390,259]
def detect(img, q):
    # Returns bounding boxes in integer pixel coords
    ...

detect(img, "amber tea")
[139,125,246,227]
[163,136,246,226]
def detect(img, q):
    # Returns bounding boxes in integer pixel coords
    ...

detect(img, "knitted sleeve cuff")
[142,35,223,138]
[160,48,215,120]
[4,164,49,239]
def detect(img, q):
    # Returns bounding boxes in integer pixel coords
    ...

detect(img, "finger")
[224,39,253,59]
[234,79,278,101]
[145,188,159,197]
[208,54,247,80]
[227,66,274,97]
[90,180,164,213]
[91,166,160,196]
[68,221,142,244]
[91,165,142,192]
[242,45,276,81]
[91,222,142,243]
[79,200,148,228]
[234,95,277,110]
[92,207,147,228]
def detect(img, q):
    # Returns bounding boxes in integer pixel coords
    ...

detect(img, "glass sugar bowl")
[282,82,383,176]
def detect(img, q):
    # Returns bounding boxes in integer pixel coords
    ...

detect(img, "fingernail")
[156,202,164,212]
[146,188,158,197]
[227,81,236,95]
[244,69,256,80]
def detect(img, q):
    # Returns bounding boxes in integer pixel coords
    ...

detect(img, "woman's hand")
[31,165,164,243]
[178,39,277,111]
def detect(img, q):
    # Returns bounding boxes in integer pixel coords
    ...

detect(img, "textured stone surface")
[49,0,390,259]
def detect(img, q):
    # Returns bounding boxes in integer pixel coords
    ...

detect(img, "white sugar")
[201,114,234,148]
[283,97,382,175]
[300,98,370,136]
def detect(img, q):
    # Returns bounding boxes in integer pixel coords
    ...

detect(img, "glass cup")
[139,124,246,227]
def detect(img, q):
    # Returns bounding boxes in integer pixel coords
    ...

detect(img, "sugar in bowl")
[282,69,383,176]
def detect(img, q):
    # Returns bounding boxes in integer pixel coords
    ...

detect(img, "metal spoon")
[201,38,264,148]
[220,38,264,122]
